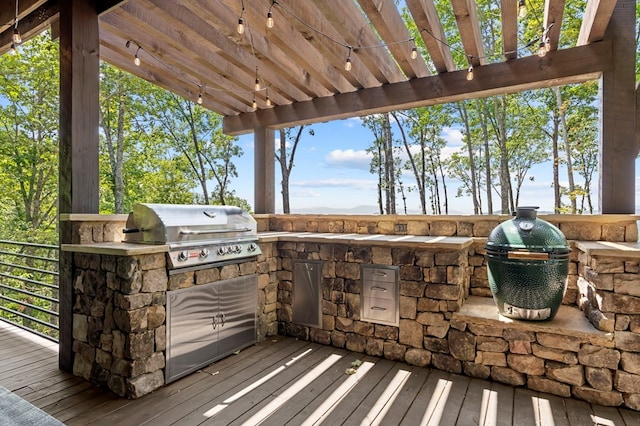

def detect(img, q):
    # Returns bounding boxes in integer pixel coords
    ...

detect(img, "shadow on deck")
[1,321,639,426]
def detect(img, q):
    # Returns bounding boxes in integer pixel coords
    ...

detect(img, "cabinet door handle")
[371,306,387,311]
[371,271,387,277]
[211,316,217,330]
[371,286,387,292]
[219,312,226,327]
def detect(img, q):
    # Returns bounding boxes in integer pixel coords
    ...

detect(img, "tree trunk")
[478,100,493,214]
[551,110,561,213]
[459,102,479,214]
[555,87,576,213]
[495,96,510,213]
[383,113,396,214]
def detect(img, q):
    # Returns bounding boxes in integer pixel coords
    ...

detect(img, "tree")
[363,114,398,214]
[275,125,314,213]
[0,34,59,243]
[144,91,243,206]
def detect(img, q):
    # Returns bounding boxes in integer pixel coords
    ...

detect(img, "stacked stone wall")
[70,242,279,398]
[260,214,638,241]
[276,239,640,411]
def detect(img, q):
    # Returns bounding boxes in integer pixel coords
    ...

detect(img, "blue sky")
[227,116,604,215]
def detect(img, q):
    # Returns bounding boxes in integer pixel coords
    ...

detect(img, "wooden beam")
[254,127,275,214]
[0,0,43,32]
[599,0,636,213]
[577,0,617,45]
[357,0,431,79]
[94,0,128,15]
[58,0,100,371]
[224,42,612,135]
[406,0,455,73]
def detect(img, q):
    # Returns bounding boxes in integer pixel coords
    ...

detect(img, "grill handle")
[179,227,251,235]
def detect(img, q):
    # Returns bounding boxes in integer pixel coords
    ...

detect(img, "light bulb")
[344,57,352,71]
[237,18,245,34]
[252,98,257,109]
[544,38,551,52]
[255,79,260,91]
[134,55,140,66]
[466,66,474,81]
[266,96,272,107]
[197,94,203,105]
[518,0,527,18]
[12,28,21,44]
[411,46,418,60]
[8,43,16,55]
[537,42,547,57]
[266,12,274,29]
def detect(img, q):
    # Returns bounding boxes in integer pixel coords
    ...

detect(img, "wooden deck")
[1,321,639,426]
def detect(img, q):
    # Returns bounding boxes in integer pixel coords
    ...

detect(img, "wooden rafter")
[577,0,618,45]
[451,0,486,66]
[405,0,455,73]
[501,0,517,60]
[544,0,566,52]
[357,0,431,79]
[0,0,57,53]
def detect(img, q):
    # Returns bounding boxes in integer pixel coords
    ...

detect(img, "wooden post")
[58,0,100,371]
[254,127,275,214]
[599,0,636,214]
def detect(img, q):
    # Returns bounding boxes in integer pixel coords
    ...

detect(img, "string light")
[8,43,16,55]
[237,0,246,34]
[266,89,272,107]
[251,95,257,109]
[197,84,204,104]
[266,1,277,29]
[537,42,547,57]
[254,67,260,91]
[411,41,418,60]
[344,47,352,71]
[134,48,141,66]
[12,0,21,44]
[466,65,474,81]
[518,0,527,18]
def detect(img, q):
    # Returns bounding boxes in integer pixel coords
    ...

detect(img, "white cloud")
[290,188,322,198]
[343,117,363,128]
[443,127,464,146]
[324,149,372,170]
[292,178,377,191]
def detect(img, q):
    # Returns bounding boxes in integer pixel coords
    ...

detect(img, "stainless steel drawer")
[362,297,397,324]
[363,280,395,300]
[362,267,396,283]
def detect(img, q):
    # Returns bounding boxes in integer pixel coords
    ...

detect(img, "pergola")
[0,0,635,371]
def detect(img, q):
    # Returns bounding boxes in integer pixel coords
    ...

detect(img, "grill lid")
[123,203,257,245]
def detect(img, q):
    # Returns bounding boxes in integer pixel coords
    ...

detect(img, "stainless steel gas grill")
[123,203,261,270]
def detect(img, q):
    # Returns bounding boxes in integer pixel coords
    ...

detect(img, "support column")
[599,0,636,214]
[254,127,275,214]
[58,0,100,371]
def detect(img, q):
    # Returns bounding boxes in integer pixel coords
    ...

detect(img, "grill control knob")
[177,251,189,262]
[248,243,257,252]
[199,248,210,259]
[217,247,226,256]
[235,245,242,253]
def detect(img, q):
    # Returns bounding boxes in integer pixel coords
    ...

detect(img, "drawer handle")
[371,306,387,311]
[371,271,388,277]
[371,286,387,292]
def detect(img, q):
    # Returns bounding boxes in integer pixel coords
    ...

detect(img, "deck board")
[1,320,639,425]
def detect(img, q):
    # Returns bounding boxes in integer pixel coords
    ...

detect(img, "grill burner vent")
[123,203,261,269]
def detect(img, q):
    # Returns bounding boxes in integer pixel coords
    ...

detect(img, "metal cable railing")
[0,240,59,342]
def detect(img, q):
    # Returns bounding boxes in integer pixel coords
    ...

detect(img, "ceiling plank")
[273,0,380,89]
[406,0,455,73]
[94,0,128,16]
[101,7,259,112]
[224,41,612,135]
[216,0,356,96]
[501,0,517,60]
[357,0,431,79]
[544,0,566,52]
[311,0,406,84]
[577,0,617,45]
[451,0,487,66]
[0,0,57,54]
[144,0,306,106]
[0,0,43,32]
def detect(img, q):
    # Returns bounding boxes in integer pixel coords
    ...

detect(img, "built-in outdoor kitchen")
[61,208,640,411]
